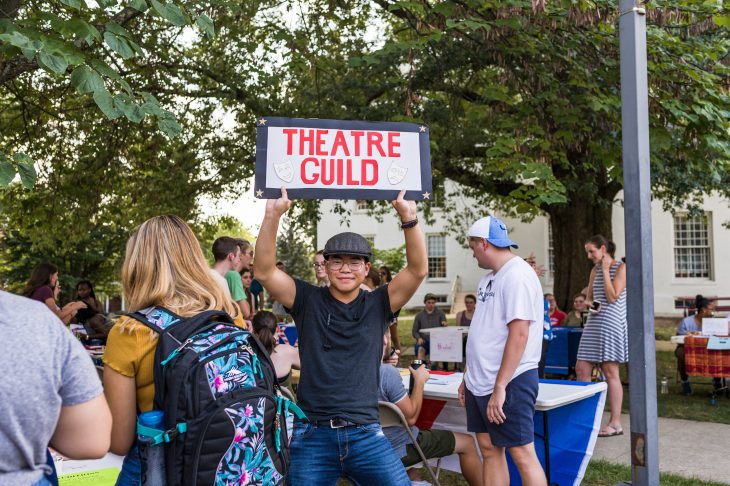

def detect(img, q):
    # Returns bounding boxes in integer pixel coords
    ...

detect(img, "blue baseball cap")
[467,216,519,249]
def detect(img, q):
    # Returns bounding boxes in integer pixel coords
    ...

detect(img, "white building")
[316,191,730,316]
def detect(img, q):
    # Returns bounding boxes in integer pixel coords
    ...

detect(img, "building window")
[427,234,446,279]
[673,213,712,279]
[355,200,368,211]
[548,221,555,277]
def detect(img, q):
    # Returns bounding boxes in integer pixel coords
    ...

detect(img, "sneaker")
[681,381,693,396]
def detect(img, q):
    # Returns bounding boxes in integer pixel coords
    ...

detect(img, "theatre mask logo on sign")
[274,160,294,183]
[254,117,432,200]
[387,162,408,185]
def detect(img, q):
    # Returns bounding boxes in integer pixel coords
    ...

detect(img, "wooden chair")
[378,401,441,486]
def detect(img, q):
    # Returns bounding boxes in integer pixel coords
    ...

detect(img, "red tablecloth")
[684,336,730,378]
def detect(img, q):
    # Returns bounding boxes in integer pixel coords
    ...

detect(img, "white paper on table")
[702,318,729,336]
[430,328,463,362]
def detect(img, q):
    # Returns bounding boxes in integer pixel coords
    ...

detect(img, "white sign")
[702,318,729,336]
[430,328,463,363]
[255,117,432,200]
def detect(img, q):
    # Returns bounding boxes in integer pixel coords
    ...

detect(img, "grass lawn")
[396,459,729,486]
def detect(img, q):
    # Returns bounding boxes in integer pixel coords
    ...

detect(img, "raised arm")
[254,188,296,309]
[602,259,626,304]
[388,191,428,312]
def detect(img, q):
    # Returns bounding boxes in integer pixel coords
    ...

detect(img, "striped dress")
[577,262,628,363]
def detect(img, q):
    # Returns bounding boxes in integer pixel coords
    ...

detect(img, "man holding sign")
[254,188,427,485]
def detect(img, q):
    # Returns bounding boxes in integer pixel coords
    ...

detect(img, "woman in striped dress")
[576,235,628,437]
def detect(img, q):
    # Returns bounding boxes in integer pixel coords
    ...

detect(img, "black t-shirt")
[288,278,392,424]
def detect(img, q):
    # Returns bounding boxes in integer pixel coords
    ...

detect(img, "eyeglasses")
[328,260,365,271]
[313,263,326,268]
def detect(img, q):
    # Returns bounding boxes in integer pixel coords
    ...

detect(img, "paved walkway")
[593,413,730,484]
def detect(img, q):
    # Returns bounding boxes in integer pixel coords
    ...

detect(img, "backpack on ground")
[128,306,305,486]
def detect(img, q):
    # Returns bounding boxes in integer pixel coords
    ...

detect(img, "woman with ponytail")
[576,234,628,438]
[675,295,716,395]
[252,311,300,392]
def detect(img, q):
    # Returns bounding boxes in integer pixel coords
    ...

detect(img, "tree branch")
[0,7,144,85]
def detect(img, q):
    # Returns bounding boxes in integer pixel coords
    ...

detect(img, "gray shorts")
[465,369,538,448]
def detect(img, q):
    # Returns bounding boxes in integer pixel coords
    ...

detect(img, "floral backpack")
[128,306,305,486]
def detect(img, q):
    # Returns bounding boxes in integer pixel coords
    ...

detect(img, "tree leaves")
[151,1,189,27]
[70,66,105,93]
[0,152,36,189]
[14,154,37,189]
[196,14,215,39]
[38,51,69,75]
[0,153,15,186]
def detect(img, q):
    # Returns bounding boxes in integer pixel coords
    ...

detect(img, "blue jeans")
[115,445,141,486]
[287,422,410,485]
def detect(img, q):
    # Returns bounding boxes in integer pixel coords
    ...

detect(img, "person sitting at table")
[23,262,87,324]
[252,310,300,393]
[675,294,718,396]
[413,293,448,364]
[0,290,112,486]
[379,334,482,485]
[456,294,476,327]
[563,293,587,327]
[72,279,104,325]
[103,215,244,485]
[545,293,567,326]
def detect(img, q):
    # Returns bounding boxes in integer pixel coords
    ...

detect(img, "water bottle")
[408,360,424,395]
[138,411,166,485]
[660,376,669,394]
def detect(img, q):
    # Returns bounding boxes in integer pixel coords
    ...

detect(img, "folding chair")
[378,401,441,486]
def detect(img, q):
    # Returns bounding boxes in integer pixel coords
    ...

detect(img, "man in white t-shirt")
[458,215,546,486]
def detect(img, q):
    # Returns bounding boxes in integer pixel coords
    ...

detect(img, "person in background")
[103,215,244,485]
[225,239,252,319]
[249,263,265,312]
[0,290,112,486]
[576,234,628,438]
[363,266,381,290]
[313,250,329,287]
[240,268,254,315]
[75,280,103,313]
[210,236,239,299]
[413,293,448,364]
[563,293,588,327]
[23,262,86,324]
[379,265,402,356]
[252,311,300,393]
[456,294,476,327]
[379,334,482,485]
[675,294,718,395]
[460,215,546,486]
[73,280,103,325]
[544,293,567,326]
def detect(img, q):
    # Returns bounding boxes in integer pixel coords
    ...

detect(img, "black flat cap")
[323,232,372,261]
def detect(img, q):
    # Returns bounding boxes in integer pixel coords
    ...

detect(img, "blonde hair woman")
[103,215,243,485]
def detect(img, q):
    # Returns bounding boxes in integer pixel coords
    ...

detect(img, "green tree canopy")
[272,0,730,308]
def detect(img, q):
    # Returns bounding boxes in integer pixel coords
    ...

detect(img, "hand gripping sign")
[254,117,433,200]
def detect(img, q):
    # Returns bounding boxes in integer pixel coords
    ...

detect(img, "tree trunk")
[547,195,614,312]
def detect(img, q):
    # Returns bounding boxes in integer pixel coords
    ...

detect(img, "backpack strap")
[127,306,235,343]
[126,306,183,334]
